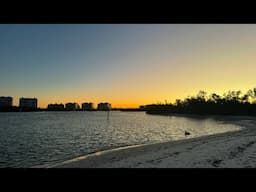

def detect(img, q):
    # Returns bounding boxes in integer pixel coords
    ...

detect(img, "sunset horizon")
[1,24,256,108]
[4,84,256,109]
[2,23,256,169]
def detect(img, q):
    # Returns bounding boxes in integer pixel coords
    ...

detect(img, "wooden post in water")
[107,110,110,120]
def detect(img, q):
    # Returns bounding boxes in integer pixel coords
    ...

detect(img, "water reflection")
[0,111,241,167]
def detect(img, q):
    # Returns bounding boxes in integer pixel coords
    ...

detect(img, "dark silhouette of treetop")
[146,88,256,116]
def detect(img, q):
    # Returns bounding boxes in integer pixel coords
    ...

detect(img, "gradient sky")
[1,24,256,108]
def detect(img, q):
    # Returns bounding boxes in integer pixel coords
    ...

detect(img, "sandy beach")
[49,116,256,168]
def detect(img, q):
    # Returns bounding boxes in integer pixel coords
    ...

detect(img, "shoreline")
[46,115,256,168]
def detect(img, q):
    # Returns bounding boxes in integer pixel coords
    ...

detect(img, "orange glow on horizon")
[3,25,256,110]
[35,100,146,109]
[12,84,256,109]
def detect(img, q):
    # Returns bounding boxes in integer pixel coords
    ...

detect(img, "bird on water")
[185,131,191,136]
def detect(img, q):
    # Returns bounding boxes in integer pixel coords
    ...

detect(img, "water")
[0,111,241,168]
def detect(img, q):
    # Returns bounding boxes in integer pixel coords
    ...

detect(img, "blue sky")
[1,24,256,107]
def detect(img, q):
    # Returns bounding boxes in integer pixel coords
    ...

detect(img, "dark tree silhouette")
[146,88,256,116]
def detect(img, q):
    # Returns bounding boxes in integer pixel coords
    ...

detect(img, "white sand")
[50,116,256,168]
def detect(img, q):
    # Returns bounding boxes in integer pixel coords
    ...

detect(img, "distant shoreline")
[0,108,145,112]
[44,115,256,168]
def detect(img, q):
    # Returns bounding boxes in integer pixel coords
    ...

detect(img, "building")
[47,104,65,111]
[19,98,38,110]
[65,103,80,111]
[82,102,94,111]
[0,96,13,108]
[97,102,111,111]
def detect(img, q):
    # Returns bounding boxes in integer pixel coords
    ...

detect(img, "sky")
[1,24,256,108]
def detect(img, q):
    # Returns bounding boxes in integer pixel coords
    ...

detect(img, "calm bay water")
[0,111,241,168]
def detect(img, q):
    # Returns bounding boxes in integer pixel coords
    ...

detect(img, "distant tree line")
[146,88,256,116]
